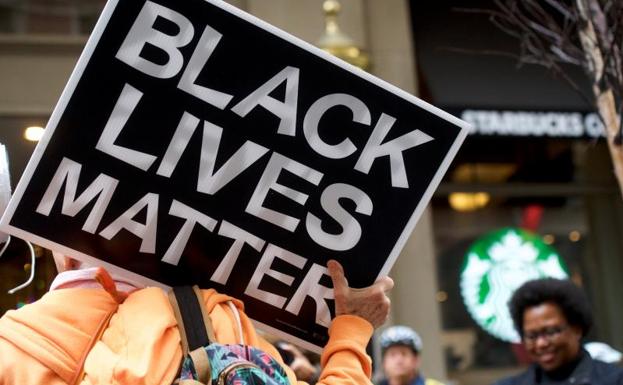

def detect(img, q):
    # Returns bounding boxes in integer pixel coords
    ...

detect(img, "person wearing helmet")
[376,325,445,385]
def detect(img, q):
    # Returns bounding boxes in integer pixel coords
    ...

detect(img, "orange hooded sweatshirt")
[0,287,374,385]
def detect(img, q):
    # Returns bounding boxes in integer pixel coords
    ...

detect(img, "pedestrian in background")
[493,278,623,385]
[376,325,445,385]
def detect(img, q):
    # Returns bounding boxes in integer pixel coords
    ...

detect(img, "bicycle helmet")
[380,325,423,354]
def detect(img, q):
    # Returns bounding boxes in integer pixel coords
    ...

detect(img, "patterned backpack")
[169,286,291,385]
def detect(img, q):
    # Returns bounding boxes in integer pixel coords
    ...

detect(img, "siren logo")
[460,228,568,342]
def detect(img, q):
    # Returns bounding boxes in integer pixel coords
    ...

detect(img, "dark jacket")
[377,375,444,385]
[493,351,623,385]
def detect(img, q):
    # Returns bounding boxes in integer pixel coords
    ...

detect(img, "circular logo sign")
[460,227,569,342]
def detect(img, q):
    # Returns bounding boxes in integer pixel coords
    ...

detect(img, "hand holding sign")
[328,259,393,328]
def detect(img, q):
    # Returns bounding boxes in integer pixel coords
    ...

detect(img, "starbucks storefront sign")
[460,227,569,342]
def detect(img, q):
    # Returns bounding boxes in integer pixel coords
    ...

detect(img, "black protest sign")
[0,0,467,351]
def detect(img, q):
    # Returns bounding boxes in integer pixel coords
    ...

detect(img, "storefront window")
[0,0,104,35]
[432,138,622,384]
[435,200,587,365]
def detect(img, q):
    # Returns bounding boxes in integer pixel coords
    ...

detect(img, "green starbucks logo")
[460,227,568,342]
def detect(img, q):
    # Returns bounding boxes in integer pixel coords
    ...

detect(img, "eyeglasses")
[523,325,568,344]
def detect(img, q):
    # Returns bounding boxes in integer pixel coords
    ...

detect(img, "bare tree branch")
[454,0,623,197]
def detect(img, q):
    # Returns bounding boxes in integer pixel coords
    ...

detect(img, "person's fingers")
[327,259,349,293]
[356,276,393,295]
[375,276,394,292]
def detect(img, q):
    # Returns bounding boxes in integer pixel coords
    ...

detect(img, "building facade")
[1,1,621,384]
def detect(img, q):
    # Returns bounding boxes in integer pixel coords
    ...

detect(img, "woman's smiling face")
[522,302,582,372]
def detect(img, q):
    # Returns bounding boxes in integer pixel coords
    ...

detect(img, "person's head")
[509,278,592,372]
[380,325,423,384]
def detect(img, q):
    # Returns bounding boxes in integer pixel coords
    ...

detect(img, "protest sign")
[0,144,11,244]
[0,0,468,351]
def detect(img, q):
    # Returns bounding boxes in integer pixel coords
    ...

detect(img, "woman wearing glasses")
[493,278,623,385]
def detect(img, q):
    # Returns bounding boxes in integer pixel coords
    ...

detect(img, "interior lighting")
[435,290,448,302]
[24,126,44,142]
[569,230,581,242]
[543,234,555,245]
[448,192,490,212]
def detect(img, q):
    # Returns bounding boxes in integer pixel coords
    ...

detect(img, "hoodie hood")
[0,288,118,384]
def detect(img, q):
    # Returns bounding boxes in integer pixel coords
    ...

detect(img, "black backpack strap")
[169,285,217,355]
